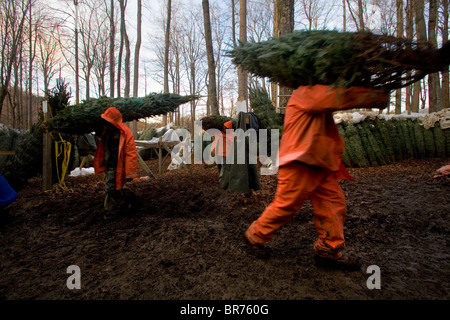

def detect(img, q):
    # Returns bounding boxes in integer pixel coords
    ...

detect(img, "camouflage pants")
[104,168,136,215]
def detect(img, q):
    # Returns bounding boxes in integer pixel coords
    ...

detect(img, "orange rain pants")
[246,161,347,250]
[246,84,389,253]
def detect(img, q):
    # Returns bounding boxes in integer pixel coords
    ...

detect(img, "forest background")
[0,0,449,137]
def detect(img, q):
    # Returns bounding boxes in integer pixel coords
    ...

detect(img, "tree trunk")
[275,0,294,113]
[231,0,237,48]
[442,0,449,110]
[405,0,413,113]
[0,0,30,119]
[342,0,346,32]
[202,0,220,115]
[357,0,365,31]
[117,0,127,98]
[132,0,142,137]
[395,0,404,114]
[109,0,115,98]
[428,0,441,113]
[28,1,33,128]
[86,69,91,100]
[124,23,131,98]
[411,0,427,113]
[238,0,248,111]
[163,0,172,126]
[74,0,80,104]
[271,0,278,108]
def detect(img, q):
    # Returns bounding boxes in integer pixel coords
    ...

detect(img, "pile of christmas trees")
[228,30,450,90]
[45,92,199,135]
[248,85,283,133]
[2,120,43,191]
[338,118,450,168]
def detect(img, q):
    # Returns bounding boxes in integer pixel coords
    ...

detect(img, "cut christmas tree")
[200,115,236,131]
[44,92,199,135]
[228,30,450,90]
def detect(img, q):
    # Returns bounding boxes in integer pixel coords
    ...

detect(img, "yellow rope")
[50,133,72,192]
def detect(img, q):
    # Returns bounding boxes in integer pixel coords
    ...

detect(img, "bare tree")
[123,2,131,98]
[441,0,449,109]
[37,24,65,95]
[28,0,33,127]
[298,0,334,30]
[132,0,142,136]
[78,1,108,100]
[357,0,364,31]
[376,0,397,35]
[74,0,80,104]
[411,0,427,113]
[275,0,294,113]
[108,0,115,98]
[178,6,206,131]
[238,0,248,110]
[163,0,172,126]
[342,0,346,31]
[133,0,142,98]
[345,0,379,31]
[271,0,277,107]
[202,0,220,115]
[0,0,32,119]
[92,16,110,97]
[247,0,273,92]
[117,0,130,98]
[405,0,414,113]
[428,0,442,112]
[210,2,235,115]
[231,0,237,48]
[395,0,404,114]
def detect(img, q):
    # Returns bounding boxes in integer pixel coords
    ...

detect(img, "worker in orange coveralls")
[201,118,234,177]
[210,120,234,174]
[244,84,389,269]
[94,107,138,219]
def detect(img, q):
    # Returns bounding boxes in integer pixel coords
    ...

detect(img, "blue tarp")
[0,173,17,208]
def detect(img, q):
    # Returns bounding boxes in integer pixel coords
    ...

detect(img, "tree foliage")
[45,92,199,135]
[228,30,450,90]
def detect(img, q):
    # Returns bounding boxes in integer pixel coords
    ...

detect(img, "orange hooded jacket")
[93,107,138,190]
[278,84,389,179]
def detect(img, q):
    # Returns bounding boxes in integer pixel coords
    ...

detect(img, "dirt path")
[0,158,449,302]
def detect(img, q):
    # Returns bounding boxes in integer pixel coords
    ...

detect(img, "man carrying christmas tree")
[244,84,389,269]
[94,107,138,219]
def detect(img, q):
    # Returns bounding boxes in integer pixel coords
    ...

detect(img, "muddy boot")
[243,230,270,260]
[313,240,361,271]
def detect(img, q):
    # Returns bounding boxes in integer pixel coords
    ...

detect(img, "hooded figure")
[244,84,389,269]
[94,107,138,218]
[219,112,262,194]
[210,120,234,175]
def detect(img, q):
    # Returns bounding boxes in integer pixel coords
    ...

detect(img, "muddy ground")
[0,157,449,306]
